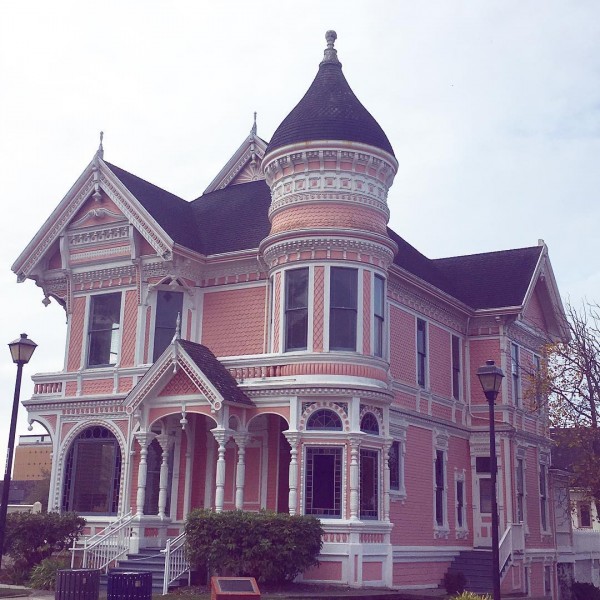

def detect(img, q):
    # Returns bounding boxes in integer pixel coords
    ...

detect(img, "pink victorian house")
[13,32,567,598]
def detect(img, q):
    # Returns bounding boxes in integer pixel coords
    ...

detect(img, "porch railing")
[162,531,190,595]
[573,529,600,555]
[499,522,525,578]
[72,511,135,572]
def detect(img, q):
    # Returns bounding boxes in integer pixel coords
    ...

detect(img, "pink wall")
[389,306,415,383]
[67,296,86,371]
[202,286,266,356]
[120,290,138,368]
[429,324,451,397]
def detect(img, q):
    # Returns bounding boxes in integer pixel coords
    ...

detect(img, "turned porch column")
[233,433,249,510]
[383,439,391,522]
[349,435,361,521]
[156,433,171,519]
[134,431,157,516]
[284,432,300,515]
[211,429,231,513]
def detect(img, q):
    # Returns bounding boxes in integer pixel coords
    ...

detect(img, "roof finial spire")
[321,30,340,66]
[251,111,257,136]
[97,131,104,159]
[172,312,182,342]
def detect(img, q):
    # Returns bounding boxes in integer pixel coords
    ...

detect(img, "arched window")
[360,413,379,434]
[62,426,121,514]
[306,409,343,431]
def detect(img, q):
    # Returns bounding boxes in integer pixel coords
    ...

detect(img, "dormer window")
[153,290,184,361]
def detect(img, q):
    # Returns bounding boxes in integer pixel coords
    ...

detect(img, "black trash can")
[55,569,100,600]
[107,571,153,600]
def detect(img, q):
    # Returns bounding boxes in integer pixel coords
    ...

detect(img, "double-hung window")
[329,267,357,351]
[452,335,461,400]
[374,275,385,357]
[153,290,184,361]
[540,463,548,531]
[285,268,309,351]
[456,478,465,529]
[511,343,520,406]
[305,447,342,518]
[87,293,121,367]
[435,450,446,527]
[417,319,427,387]
[360,449,379,520]
[516,458,525,523]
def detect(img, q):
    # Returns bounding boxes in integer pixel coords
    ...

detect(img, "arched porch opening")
[62,425,122,515]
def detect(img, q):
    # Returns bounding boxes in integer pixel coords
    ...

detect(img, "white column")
[211,429,231,513]
[284,432,300,515]
[383,440,391,522]
[233,433,249,510]
[134,432,157,516]
[156,433,170,519]
[349,435,361,521]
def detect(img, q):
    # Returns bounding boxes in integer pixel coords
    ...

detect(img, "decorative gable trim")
[125,342,225,414]
[12,157,175,282]
[204,129,267,193]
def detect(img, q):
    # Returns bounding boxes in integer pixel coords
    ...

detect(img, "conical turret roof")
[266,31,395,157]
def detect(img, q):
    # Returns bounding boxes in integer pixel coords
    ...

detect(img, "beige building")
[13,434,52,480]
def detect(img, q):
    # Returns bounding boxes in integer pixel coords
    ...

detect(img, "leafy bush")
[185,510,323,584]
[443,570,466,594]
[453,592,491,600]
[572,581,600,600]
[29,556,70,590]
[2,512,85,575]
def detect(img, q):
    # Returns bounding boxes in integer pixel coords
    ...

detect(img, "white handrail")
[162,532,190,595]
[73,512,135,573]
[499,523,525,579]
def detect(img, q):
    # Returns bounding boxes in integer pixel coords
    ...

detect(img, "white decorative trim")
[68,225,129,247]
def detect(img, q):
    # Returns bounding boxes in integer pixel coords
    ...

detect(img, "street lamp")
[0,334,37,561]
[477,359,504,600]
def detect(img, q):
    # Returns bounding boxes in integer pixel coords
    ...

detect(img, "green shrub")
[185,510,323,584]
[572,581,600,600]
[453,592,491,600]
[2,512,85,576]
[443,570,466,594]
[28,556,70,590]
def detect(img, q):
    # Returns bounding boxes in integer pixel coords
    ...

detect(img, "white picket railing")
[162,532,190,595]
[72,511,135,572]
[499,522,525,578]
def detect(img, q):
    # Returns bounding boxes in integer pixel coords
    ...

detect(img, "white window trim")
[454,468,469,539]
[373,273,386,359]
[433,430,450,538]
[516,447,529,533]
[148,286,186,363]
[417,318,428,389]
[280,266,314,353]
[389,419,408,501]
[511,342,521,407]
[539,458,550,534]
[83,290,124,370]
[451,334,462,401]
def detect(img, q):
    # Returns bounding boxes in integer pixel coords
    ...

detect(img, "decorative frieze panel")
[387,277,468,334]
[72,265,137,290]
[262,236,396,270]
[68,225,129,247]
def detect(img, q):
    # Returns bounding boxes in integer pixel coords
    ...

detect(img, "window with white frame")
[516,457,526,523]
[434,449,446,527]
[153,290,184,361]
[544,565,552,596]
[329,267,358,351]
[417,318,427,388]
[455,471,467,532]
[476,456,492,514]
[360,449,379,520]
[579,502,592,528]
[374,275,385,357]
[389,441,402,492]
[305,446,343,518]
[540,462,549,531]
[511,342,520,406]
[87,292,122,367]
[452,335,461,400]
[285,268,309,351]
[534,354,542,409]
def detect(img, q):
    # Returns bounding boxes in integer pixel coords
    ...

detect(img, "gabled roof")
[177,340,253,406]
[105,162,202,253]
[433,246,543,310]
[126,338,253,413]
[266,31,395,158]
[191,180,271,255]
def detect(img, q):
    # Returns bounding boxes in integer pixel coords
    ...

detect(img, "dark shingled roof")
[106,161,540,313]
[106,162,202,253]
[178,339,253,406]
[266,54,394,157]
[433,246,542,310]
[191,180,271,255]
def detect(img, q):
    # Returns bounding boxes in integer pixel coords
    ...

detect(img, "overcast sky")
[0,1,599,457]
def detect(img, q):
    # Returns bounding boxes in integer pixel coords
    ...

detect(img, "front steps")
[100,548,188,594]
[442,549,493,594]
